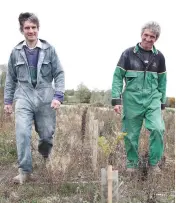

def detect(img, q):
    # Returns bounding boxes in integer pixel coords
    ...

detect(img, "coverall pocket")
[15,62,28,82]
[40,61,52,77]
[125,71,138,90]
[37,87,54,103]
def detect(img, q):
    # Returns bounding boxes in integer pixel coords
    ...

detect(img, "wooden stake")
[101,167,119,203]
[107,165,112,203]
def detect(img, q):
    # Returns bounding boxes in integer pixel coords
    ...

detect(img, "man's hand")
[114,105,122,114]
[51,99,61,110]
[4,104,13,114]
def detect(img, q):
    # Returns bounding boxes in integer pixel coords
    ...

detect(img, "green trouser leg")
[123,116,143,168]
[145,107,165,166]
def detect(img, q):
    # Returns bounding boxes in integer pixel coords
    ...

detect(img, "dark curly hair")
[18,12,40,32]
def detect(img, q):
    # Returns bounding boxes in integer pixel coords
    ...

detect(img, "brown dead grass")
[0,104,175,202]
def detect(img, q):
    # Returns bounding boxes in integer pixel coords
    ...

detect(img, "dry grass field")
[0,102,175,203]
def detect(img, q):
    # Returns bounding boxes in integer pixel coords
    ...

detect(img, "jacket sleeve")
[111,51,127,106]
[4,52,17,105]
[157,53,167,109]
[50,47,65,102]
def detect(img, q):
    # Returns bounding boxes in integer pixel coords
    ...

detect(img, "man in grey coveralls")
[4,12,65,184]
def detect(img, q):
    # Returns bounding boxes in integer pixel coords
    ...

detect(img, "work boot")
[150,165,161,174]
[126,168,138,175]
[38,141,52,158]
[13,168,35,184]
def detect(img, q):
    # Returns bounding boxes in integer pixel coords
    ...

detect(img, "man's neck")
[139,43,152,51]
[26,39,38,49]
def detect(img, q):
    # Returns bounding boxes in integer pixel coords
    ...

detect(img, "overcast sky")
[0,0,175,96]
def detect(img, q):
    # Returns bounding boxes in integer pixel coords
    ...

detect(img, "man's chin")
[27,38,37,42]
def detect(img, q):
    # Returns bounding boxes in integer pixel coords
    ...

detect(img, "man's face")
[141,29,157,50]
[22,20,39,43]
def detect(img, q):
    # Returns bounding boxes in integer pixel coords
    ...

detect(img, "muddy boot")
[13,168,35,184]
[38,141,52,158]
[126,168,138,176]
[149,165,161,174]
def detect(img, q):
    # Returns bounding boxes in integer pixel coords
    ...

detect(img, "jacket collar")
[15,39,50,50]
[22,39,42,49]
[133,43,158,55]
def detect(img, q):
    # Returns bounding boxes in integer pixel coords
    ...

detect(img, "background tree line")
[0,64,175,108]
[64,83,111,106]
[63,84,175,108]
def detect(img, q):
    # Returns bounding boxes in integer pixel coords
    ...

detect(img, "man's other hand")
[4,104,13,114]
[51,99,61,110]
[114,105,122,114]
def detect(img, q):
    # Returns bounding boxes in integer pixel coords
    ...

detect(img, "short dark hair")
[18,12,40,32]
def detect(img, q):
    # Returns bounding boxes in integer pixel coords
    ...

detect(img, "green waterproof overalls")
[112,44,167,168]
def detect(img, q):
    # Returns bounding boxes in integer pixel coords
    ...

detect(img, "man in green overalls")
[111,21,167,173]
